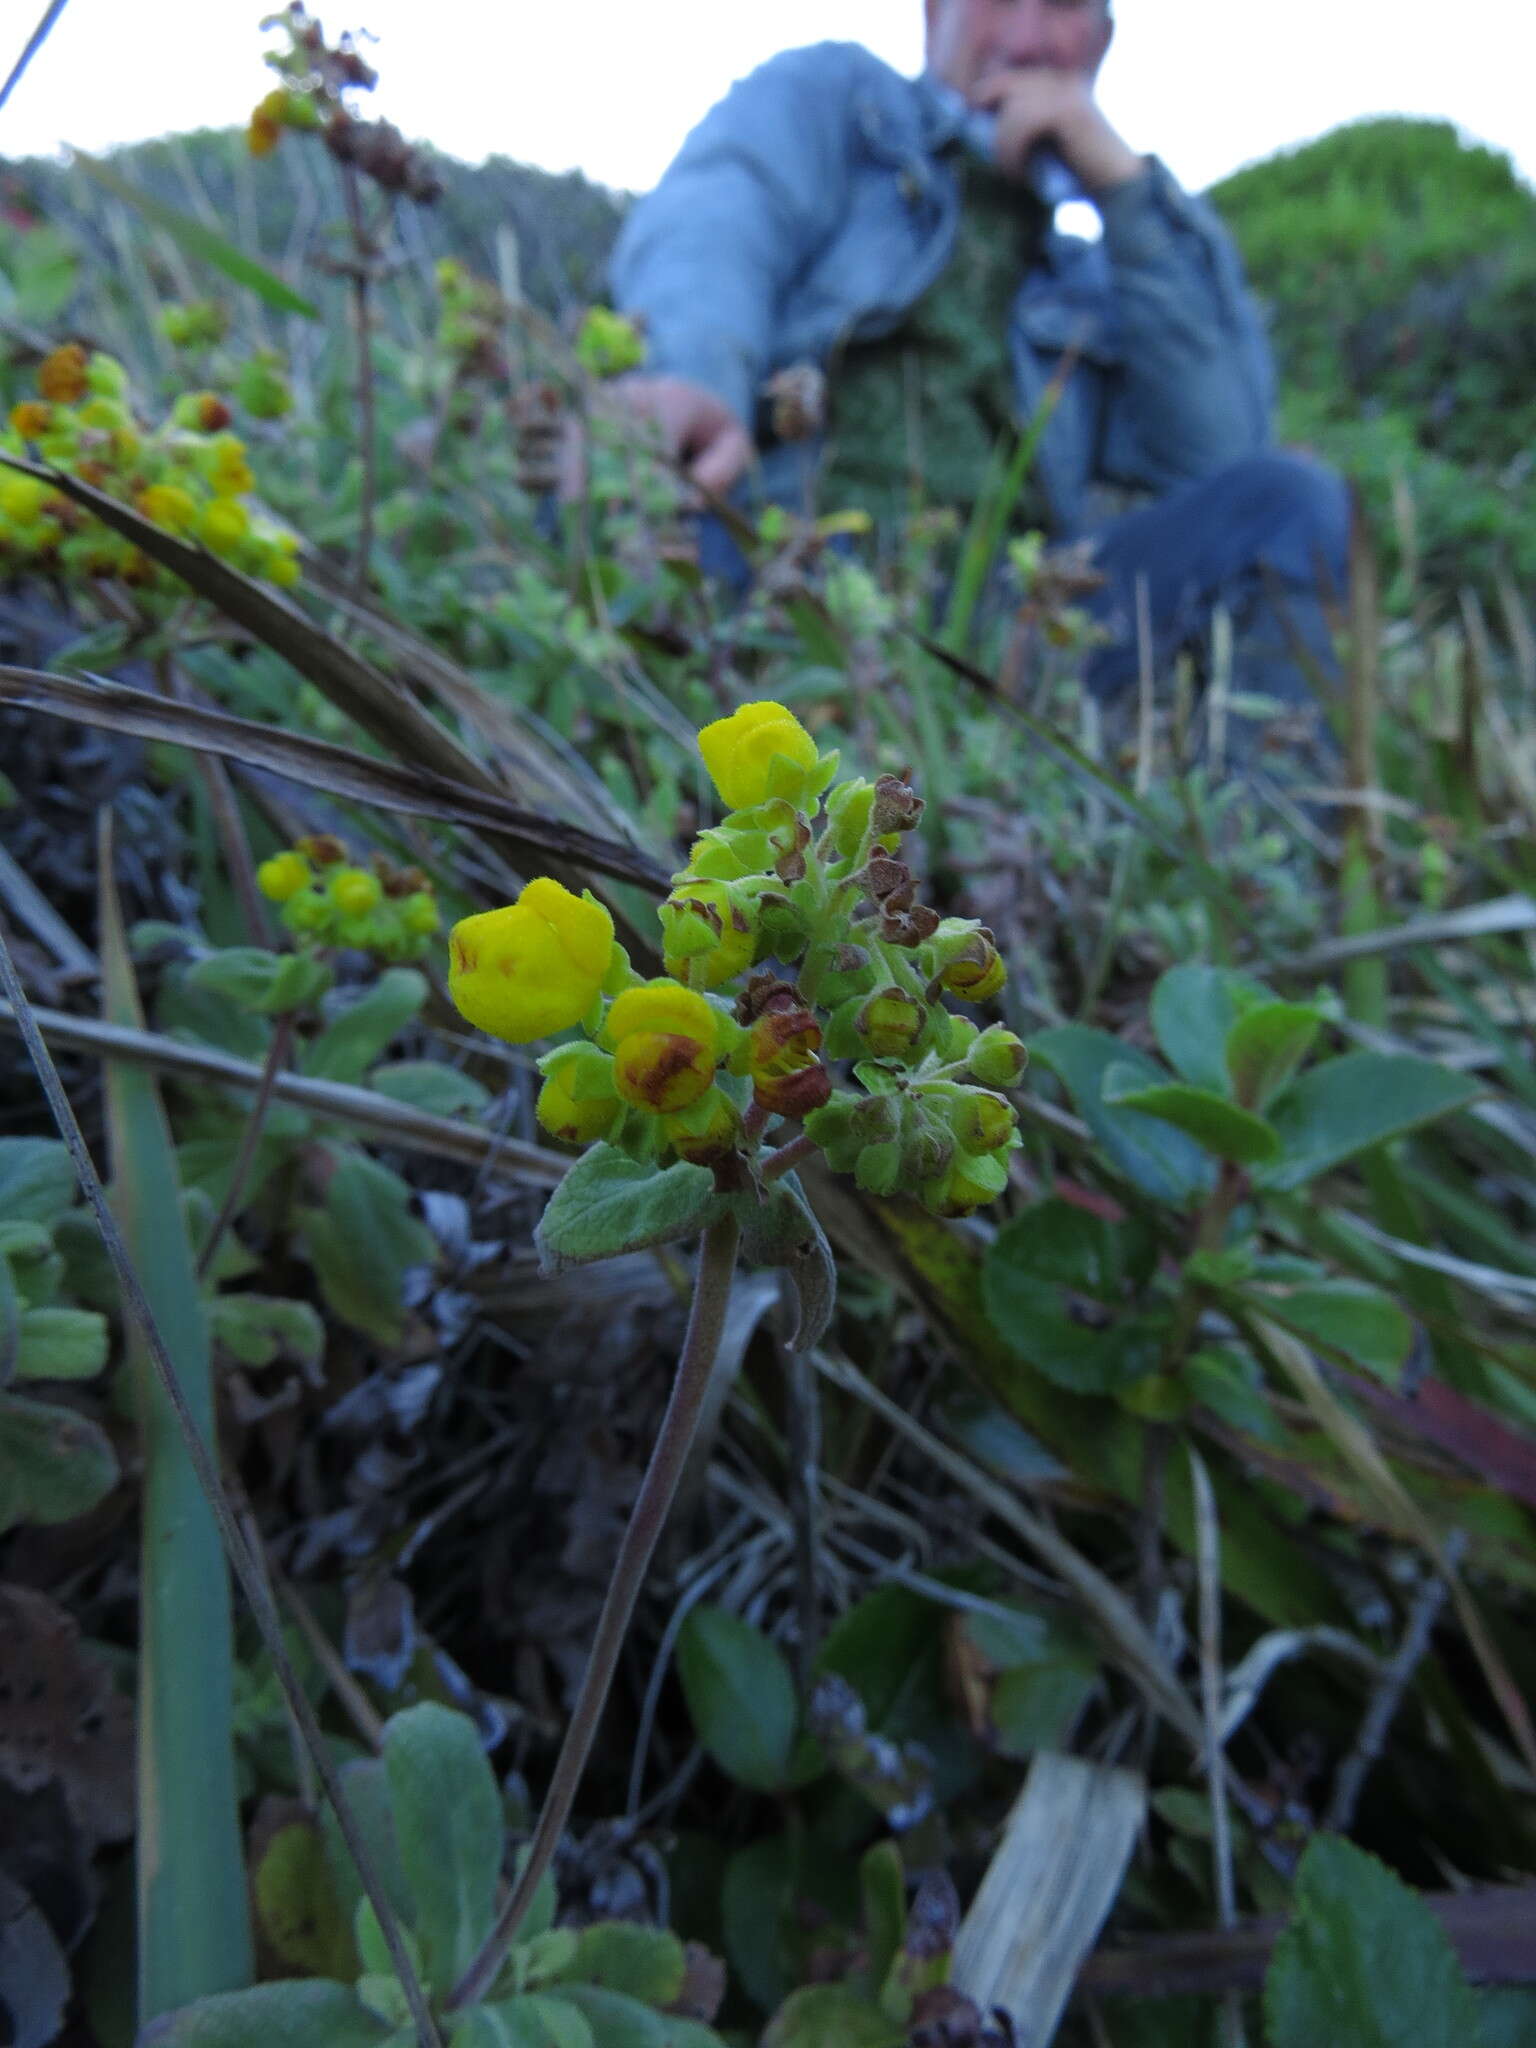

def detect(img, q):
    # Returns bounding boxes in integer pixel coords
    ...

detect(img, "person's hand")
[606,373,755,496]
[971,68,1144,196]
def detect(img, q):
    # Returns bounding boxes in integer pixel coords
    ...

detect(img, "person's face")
[924,0,1113,98]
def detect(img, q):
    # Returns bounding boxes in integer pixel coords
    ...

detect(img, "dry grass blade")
[1276,895,1536,976]
[0,997,565,1183]
[811,1347,1202,1749]
[1251,1316,1536,1783]
[0,923,441,2048]
[950,1752,1146,2047]
[0,454,644,917]
[0,665,669,893]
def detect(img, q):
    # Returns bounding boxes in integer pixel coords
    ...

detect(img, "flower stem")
[446,1210,742,2011]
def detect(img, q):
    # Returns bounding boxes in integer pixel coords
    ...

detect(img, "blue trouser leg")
[1084,452,1351,765]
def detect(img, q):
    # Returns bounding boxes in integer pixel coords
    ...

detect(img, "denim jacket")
[610,41,1276,535]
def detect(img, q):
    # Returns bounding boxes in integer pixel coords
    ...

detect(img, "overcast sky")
[3,0,1532,199]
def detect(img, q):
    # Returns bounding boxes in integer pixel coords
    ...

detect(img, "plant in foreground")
[438,701,1026,2007]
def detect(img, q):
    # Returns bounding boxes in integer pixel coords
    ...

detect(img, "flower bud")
[949,1089,1018,1155]
[38,344,89,404]
[968,1026,1028,1090]
[199,498,251,556]
[9,401,54,440]
[172,391,234,433]
[660,879,755,989]
[537,1073,620,1148]
[449,879,616,1044]
[871,773,925,836]
[329,867,383,920]
[664,1087,743,1167]
[235,354,294,421]
[400,891,440,938]
[824,778,875,860]
[854,1141,903,1197]
[256,850,311,903]
[856,986,926,1061]
[297,834,347,868]
[697,700,823,814]
[747,1005,830,1119]
[606,979,720,1113]
[137,483,198,535]
[923,1150,1010,1218]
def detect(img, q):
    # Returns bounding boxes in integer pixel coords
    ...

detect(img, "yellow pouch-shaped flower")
[449,879,615,1045]
[605,979,719,1113]
[697,700,819,813]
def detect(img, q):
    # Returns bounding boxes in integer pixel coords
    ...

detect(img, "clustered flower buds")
[258,836,440,960]
[1,344,298,594]
[574,306,647,381]
[445,702,1026,1219]
[250,3,442,201]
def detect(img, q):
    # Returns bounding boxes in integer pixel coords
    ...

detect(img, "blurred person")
[608,0,1349,762]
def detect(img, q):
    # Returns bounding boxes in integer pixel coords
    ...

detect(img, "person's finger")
[689,421,753,497]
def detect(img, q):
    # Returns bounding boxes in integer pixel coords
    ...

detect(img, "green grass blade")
[68,147,320,318]
[98,836,253,2021]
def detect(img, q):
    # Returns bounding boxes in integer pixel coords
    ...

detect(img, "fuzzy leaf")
[0,1138,76,1228]
[562,1924,686,2007]
[208,1293,324,1372]
[1224,1001,1322,1109]
[1102,1071,1281,1167]
[1031,1027,1214,1205]
[252,1821,356,1980]
[303,971,429,1086]
[677,1606,799,1792]
[382,1702,504,1990]
[14,1305,110,1380]
[1258,1053,1481,1189]
[535,1147,723,1273]
[137,1980,390,2047]
[301,1150,435,1346]
[464,1998,595,2048]
[368,1062,490,1118]
[762,1987,904,2048]
[982,1198,1162,1395]
[729,1174,835,1350]
[0,1390,118,1531]
[1264,1835,1482,2048]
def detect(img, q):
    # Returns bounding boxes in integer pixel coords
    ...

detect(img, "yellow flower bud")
[924,1151,1010,1218]
[199,497,250,555]
[0,473,49,525]
[605,980,719,1113]
[449,879,615,1045]
[697,700,820,813]
[329,867,383,919]
[9,401,54,440]
[661,879,755,989]
[950,1090,1017,1155]
[257,850,312,903]
[137,483,198,535]
[207,433,255,498]
[537,1074,620,1147]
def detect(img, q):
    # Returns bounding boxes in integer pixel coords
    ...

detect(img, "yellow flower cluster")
[443,701,1024,1215]
[258,838,440,961]
[0,346,298,596]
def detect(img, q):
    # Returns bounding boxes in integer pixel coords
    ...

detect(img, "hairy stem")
[447,1210,742,2010]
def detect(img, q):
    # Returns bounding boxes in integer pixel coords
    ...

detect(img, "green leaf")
[729,1173,835,1350]
[100,875,251,2016]
[467,1998,595,2048]
[563,1925,686,2007]
[1031,1027,1214,1205]
[721,1835,795,2013]
[69,148,321,317]
[301,1151,435,1346]
[1102,1071,1281,1167]
[549,1986,668,2046]
[138,1981,389,2047]
[1242,1280,1414,1383]
[858,1843,906,1995]
[1224,1001,1322,1110]
[184,949,287,1013]
[982,1198,1163,1395]
[1258,1054,1481,1190]
[676,1606,799,1791]
[303,971,429,1087]
[1263,1835,1483,2048]
[14,1305,110,1380]
[0,1138,76,1228]
[1150,963,1246,1092]
[382,1702,504,1990]
[990,1662,1098,1757]
[536,1147,724,1274]
[252,1821,356,1980]
[0,1390,118,1530]
[208,1293,324,1372]
[762,1987,904,2048]
[368,1062,490,1118]
[319,1758,412,1935]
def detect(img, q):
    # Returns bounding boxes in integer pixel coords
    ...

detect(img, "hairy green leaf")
[535,1147,723,1273]
[677,1606,799,1792]
[382,1702,504,1989]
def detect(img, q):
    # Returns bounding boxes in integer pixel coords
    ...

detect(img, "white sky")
[2,0,1532,198]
